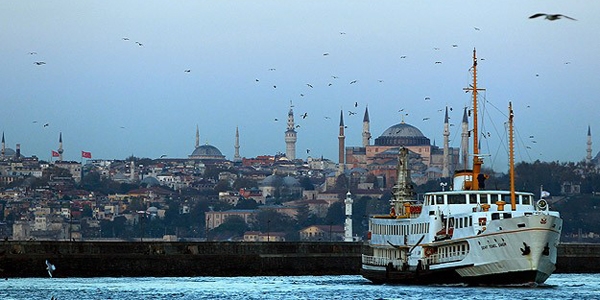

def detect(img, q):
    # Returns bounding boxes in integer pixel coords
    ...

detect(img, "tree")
[299,177,315,190]
[236,197,258,209]
[211,215,248,240]
[232,177,258,190]
[214,180,231,193]
[324,201,345,225]
[334,174,349,191]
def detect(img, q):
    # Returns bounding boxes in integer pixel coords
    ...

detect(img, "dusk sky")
[1,1,598,172]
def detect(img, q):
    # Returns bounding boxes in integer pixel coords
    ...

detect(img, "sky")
[1,1,599,172]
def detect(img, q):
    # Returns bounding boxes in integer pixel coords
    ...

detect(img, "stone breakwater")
[0,241,596,277]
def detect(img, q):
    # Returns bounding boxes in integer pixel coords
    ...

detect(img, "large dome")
[374,122,430,146]
[189,144,225,160]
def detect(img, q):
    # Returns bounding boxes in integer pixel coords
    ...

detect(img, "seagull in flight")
[354,102,358,107]
[349,80,358,84]
[306,83,313,88]
[43,123,49,127]
[302,112,308,119]
[122,37,130,41]
[400,55,407,59]
[135,41,143,46]
[423,117,430,121]
[160,154,167,158]
[28,51,37,55]
[46,260,56,278]
[184,69,191,73]
[33,61,46,65]
[348,111,357,116]
[529,13,576,21]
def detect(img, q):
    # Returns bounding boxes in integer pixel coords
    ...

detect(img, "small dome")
[282,176,300,187]
[141,176,160,187]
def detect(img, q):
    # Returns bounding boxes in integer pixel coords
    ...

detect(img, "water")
[0,274,597,300]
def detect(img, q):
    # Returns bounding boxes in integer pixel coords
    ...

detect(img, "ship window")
[522,196,532,205]
[436,195,444,205]
[468,194,478,204]
[491,213,500,220]
[448,195,465,204]
[458,218,463,228]
[469,217,473,227]
[503,213,512,219]
[502,194,511,204]
[517,223,526,228]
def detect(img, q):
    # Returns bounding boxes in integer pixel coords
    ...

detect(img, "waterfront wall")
[0,241,596,277]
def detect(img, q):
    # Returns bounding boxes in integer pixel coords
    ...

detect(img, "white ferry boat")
[361,50,563,285]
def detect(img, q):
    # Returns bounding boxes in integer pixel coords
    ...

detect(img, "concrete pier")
[0,241,596,277]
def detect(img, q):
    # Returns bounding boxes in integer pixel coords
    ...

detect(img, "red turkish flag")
[81,151,92,159]
[51,150,59,157]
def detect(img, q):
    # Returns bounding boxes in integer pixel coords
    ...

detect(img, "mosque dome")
[141,176,160,187]
[374,122,430,146]
[189,144,225,160]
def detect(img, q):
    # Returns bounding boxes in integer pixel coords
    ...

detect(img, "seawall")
[0,241,597,277]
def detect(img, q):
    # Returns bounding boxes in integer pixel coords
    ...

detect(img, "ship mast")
[463,48,485,190]
[509,102,517,210]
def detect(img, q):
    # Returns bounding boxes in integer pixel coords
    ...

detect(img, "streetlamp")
[137,210,146,242]
[267,219,271,242]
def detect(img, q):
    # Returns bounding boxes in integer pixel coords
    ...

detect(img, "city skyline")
[2,1,599,172]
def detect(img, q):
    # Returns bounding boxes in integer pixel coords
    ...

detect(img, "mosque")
[341,106,464,187]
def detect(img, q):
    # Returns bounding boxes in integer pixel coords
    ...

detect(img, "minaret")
[130,160,136,182]
[442,106,450,177]
[195,125,200,149]
[338,110,345,174]
[587,125,592,164]
[58,132,64,161]
[362,106,371,147]
[285,106,297,160]
[460,107,469,169]
[233,126,242,162]
[344,191,353,242]
[1,132,5,159]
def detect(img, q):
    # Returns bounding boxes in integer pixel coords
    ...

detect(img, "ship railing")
[362,254,403,268]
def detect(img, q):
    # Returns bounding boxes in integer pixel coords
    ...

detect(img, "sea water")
[0,274,597,300]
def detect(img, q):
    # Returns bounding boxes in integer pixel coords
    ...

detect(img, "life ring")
[425,248,434,257]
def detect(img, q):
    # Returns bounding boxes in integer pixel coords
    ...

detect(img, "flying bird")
[135,41,143,46]
[184,69,191,73]
[28,51,37,55]
[274,118,278,122]
[452,44,458,48]
[295,125,301,128]
[323,52,329,56]
[46,260,56,278]
[33,61,46,65]
[348,111,356,116]
[349,80,357,84]
[339,32,346,35]
[255,79,259,82]
[435,61,442,64]
[306,83,313,88]
[529,13,576,21]
[324,116,331,120]
[354,102,358,107]
[331,75,338,79]
[424,97,431,101]
[302,112,308,119]
[300,93,304,97]
[328,83,333,86]
[306,149,310,154]
[423,117,430,121]
[160,154,167,158]
[474,27,480,31]
[400,55,407,59]
[269,68,276,71]
[43,123,49,127]
[273,85,276,89]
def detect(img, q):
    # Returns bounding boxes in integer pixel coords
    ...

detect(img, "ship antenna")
[463,48,486,190]
[509,102,516,210]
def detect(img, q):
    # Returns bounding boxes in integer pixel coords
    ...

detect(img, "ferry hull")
[362,267,548,286]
